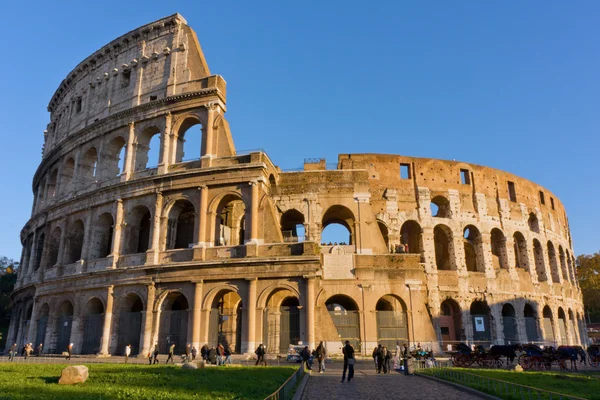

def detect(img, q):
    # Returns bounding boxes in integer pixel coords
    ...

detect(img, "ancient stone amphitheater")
[6,14,585,357]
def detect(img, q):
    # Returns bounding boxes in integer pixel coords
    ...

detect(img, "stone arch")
[60,157,75,194]
[524,304,539,342]
[439,298,462,344]
[158,291,189,354]
[212,193,247,246]
[376,294,408,347]
[490,228,509,270]
[400,220,423,255]
[207,288,243,353]
[280,209,305,242]
[513,231,529,271]
[377,219,390,250]
[64,219,85,264]
[79,147,98,186]
[81,298,105,354]
[124,205,152,255]
[165,199,196,250]
[35,303,50,350]
[430,195,451,218]
[103,135,127,178]
[568,309,576,345]
[174,115,204,163]
[34,232,45,272]
[558,246,568,283]
[321,205,355,246]
[257,283,300,309]
[528,213,540,233]
[89,213,114,260]
[55,300,74,354]
[463,225,484,272]
[501,303,518,343]
[566,250,575,283]
[46,227,62,268]
[470,300,491,341]
[434,224,454,270]
[47,168,59,199]
[542,305,555,343]
[263,287,301,353]
[37,177,47,209]
[325,294,361,351]
[533,239,547,282]
[116,292,144,355]
[135,126,162,170]
[547,241,560,283]
[557,307,568,345]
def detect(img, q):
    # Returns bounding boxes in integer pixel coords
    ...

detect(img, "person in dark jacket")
[191,346,197,361]
[255,343,267,366]
[376,344,384,373]
[8,343,17,361]
[37,343,43,356]
[152,343,160,364]
[165,343,175,364]
[201,343,209,360]
[207,347,217,364]
[185,343,191,362]
[316,341,327,373]
[341,340,355,383]
[383,346,391,373]
[300,346,312,370]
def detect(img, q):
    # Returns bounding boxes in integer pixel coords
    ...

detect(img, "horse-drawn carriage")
[518,344,584,371]
[588,345,600,367]
[450,343,502,368]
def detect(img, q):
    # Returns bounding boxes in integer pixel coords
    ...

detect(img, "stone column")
[80,210,94,270]
[56,223,67,267]
[27,298,39,344]
[196,186,208,247]
[147,192,163,265]
[306,276,316,349]
[244,278,258,353]
[247,181,259,243]
[99,285,114,355]
[140,283,155,356]
[111,199,124,268]
[27,230,38,278]
[192,281,203,349]
[124,122,135,180]
[204,104,216,157]
[158,113,172,174]
[480,232,495,278]
[5,308,18,351]
[14,305,24,347]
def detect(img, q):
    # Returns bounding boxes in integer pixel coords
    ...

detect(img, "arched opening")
[533,239,547,282]
[321,205,355,246]
[430,196,451,218]
[542,306,555,343]
[280,209,305,242]
[158,293,189,354]
[79,147,98,186]
[125,206,151,255]
[263,289,300,353]
[166,200,196,250]
[558,246,568,283]
[37,178,47,209]
[215,195,246,246]
[377,220,390,250]
[490,228,509,270]
[60,158,75,194]
[524,304,539,342]
[22,305,33,348]
[89,213,114,260]
[434,224,454,270]
[439,299,462,344]
[325,294,361,351]
[35,303,50,350]
[117,293,144,355]
[513,232,529,270]
[547,242,560,283]
[47,169,58,199]
[577,312,586,345]
[34,233,45,271]
[46,227,62,268]
[376,295,408,348]
[558,307,568,345]
[175,119,203,162]
[104,136,127,178]
[209,290,242,353]
[65,220,85,264]
[463,225,483,272]
[501,304,518,343]
[528,213,540,233]
[400,220,423,255]
[135,127,161,170]
[81,298,105,354]
[470,301,491,342]
[568,309,576,345]
[56,301,74,354]
[567,250,575,282]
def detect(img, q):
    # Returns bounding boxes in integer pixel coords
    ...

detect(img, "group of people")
[320,242,348,246]
[7,343,44,360]
[371,344,393,373]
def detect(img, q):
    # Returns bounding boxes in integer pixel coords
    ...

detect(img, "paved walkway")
[301,360,485,400]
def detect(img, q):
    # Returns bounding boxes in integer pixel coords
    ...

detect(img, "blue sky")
[0,1,598,260]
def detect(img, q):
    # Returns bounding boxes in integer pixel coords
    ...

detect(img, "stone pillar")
[111,199,124,268]
[480,232,495,278]
[27,298,39,344]
[247,181,259,243]
[14,305,24,347]
[27,230,38,278]
[140,283,155,356]
[158,113,172,173]
[192,281,203,349]
[80,210,94,269]
[147,192,163,265]
[306,276,315,349]
[243,278,258,353]
[196,186,208,246]
[5,308,18,352]
[99,285,114,355]
[124,122,135,180]
[204,104,215,157]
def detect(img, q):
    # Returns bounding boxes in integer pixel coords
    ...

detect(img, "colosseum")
[6,14,586,357]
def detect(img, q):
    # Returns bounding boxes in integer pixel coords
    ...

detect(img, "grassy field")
[0,363,297,400]
[420,368,600,400]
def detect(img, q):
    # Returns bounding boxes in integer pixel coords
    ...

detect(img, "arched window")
[547,241,560,283]
[377,220,389,250]
[209,290,242,353]
[376,295,408,348]
[430,196,451,218]
[528,213,540,233]
[46,227,62,268]
[434,225,454,270]
[321,205,355,246]
[104,136,127,178]
[533,239,547,281]
[558,246,568,283]
[558,307,568,345]
[280,209,305,242]
[513,232,529,270]
[65,220,85,264]
[79,147,98,186]
[325,295,361,351]
[47,169,59,199]
[524,304,538,342]
[490,228,508,270]
[135,127,161,170]
[60,158,75,195]
[400,220,423,255]
[501,304,518,343]
[175,118,203,162]
[158,292,189,354]
[463,225,483,272]
[542,306,554,342]
[90,213,114,259]
[124,206,152,255]
[215,195,246,246]
[34,233,45,271]
[470,301,491,341]
[81,298,104,354]
[166,200,196,250]
[439,299,462,344]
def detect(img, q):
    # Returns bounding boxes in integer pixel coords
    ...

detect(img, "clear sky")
[0,1,598,261]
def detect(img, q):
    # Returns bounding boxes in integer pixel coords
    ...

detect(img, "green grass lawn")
[420,368,600,400]
[0,363,297,400]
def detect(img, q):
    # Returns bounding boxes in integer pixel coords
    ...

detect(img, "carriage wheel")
[495,358,504,368]
[543,360,552,370]
[518,354,531,370]
[481,356,495,369]
[591,356,600,368]
[456,354,470,367]
[531,356,544,370]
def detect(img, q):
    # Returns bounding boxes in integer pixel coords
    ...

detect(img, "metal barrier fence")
[264,365,306,400]
[415,366,587,400]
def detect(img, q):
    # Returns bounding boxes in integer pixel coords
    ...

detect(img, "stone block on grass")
[182,362,198,369]
[59,365,89,385]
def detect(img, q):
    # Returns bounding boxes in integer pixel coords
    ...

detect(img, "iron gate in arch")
[56,315,73,354]
[376,311,408,348]
[81,313,104,354]
[158,310,189,354]
[328,310,361,351]
[502,316,519,343]
[117,311,143,355]
[525,317,538,341]
[208,308,241,353]
[35,316,48,348]
[263,307,300,353]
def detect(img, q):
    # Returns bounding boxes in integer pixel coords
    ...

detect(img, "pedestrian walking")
[300,346,312,370]
[224,346,232,364]
[148,350,153,365]
[165,343,175,364]
[24,343,32,359]
[217,343,225,365]
[191,346,197,361]
[8,343,17,361]
[383,346,391,373]
[185,343,191,362]
[255,343,267,366]
[376,344,384,373]
[316,341,327,373]
[125,344,131,363]
[152,343,160,364]
[372,346,378,372]
[66,343,73,360]
[341,340,355,383]
[37,343,43,356]
[201,343,208,360]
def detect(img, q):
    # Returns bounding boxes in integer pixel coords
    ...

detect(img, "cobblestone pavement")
[300,360,485,400]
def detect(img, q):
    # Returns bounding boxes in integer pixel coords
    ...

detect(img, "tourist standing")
[376,344,384,373]
[166,343,175,364]
[152,343,160,364]
[8,343,17,361]
[341,340,355,383]
[125,344,131,363]
[372,346,378,372]
[224,346,232,364]
[191,346,197,361]
[201,343,208,360]
[255,344,267,366]
[383,346,391,373]
[66,343,73,360]
[37,343,43,356]
[300,346,312,370]
[185,343,191,362]
[316,341,327,373]
[216,343,224,365]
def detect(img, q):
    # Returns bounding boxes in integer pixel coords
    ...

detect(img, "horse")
[557,346,581,371]
[490,344,522,365]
